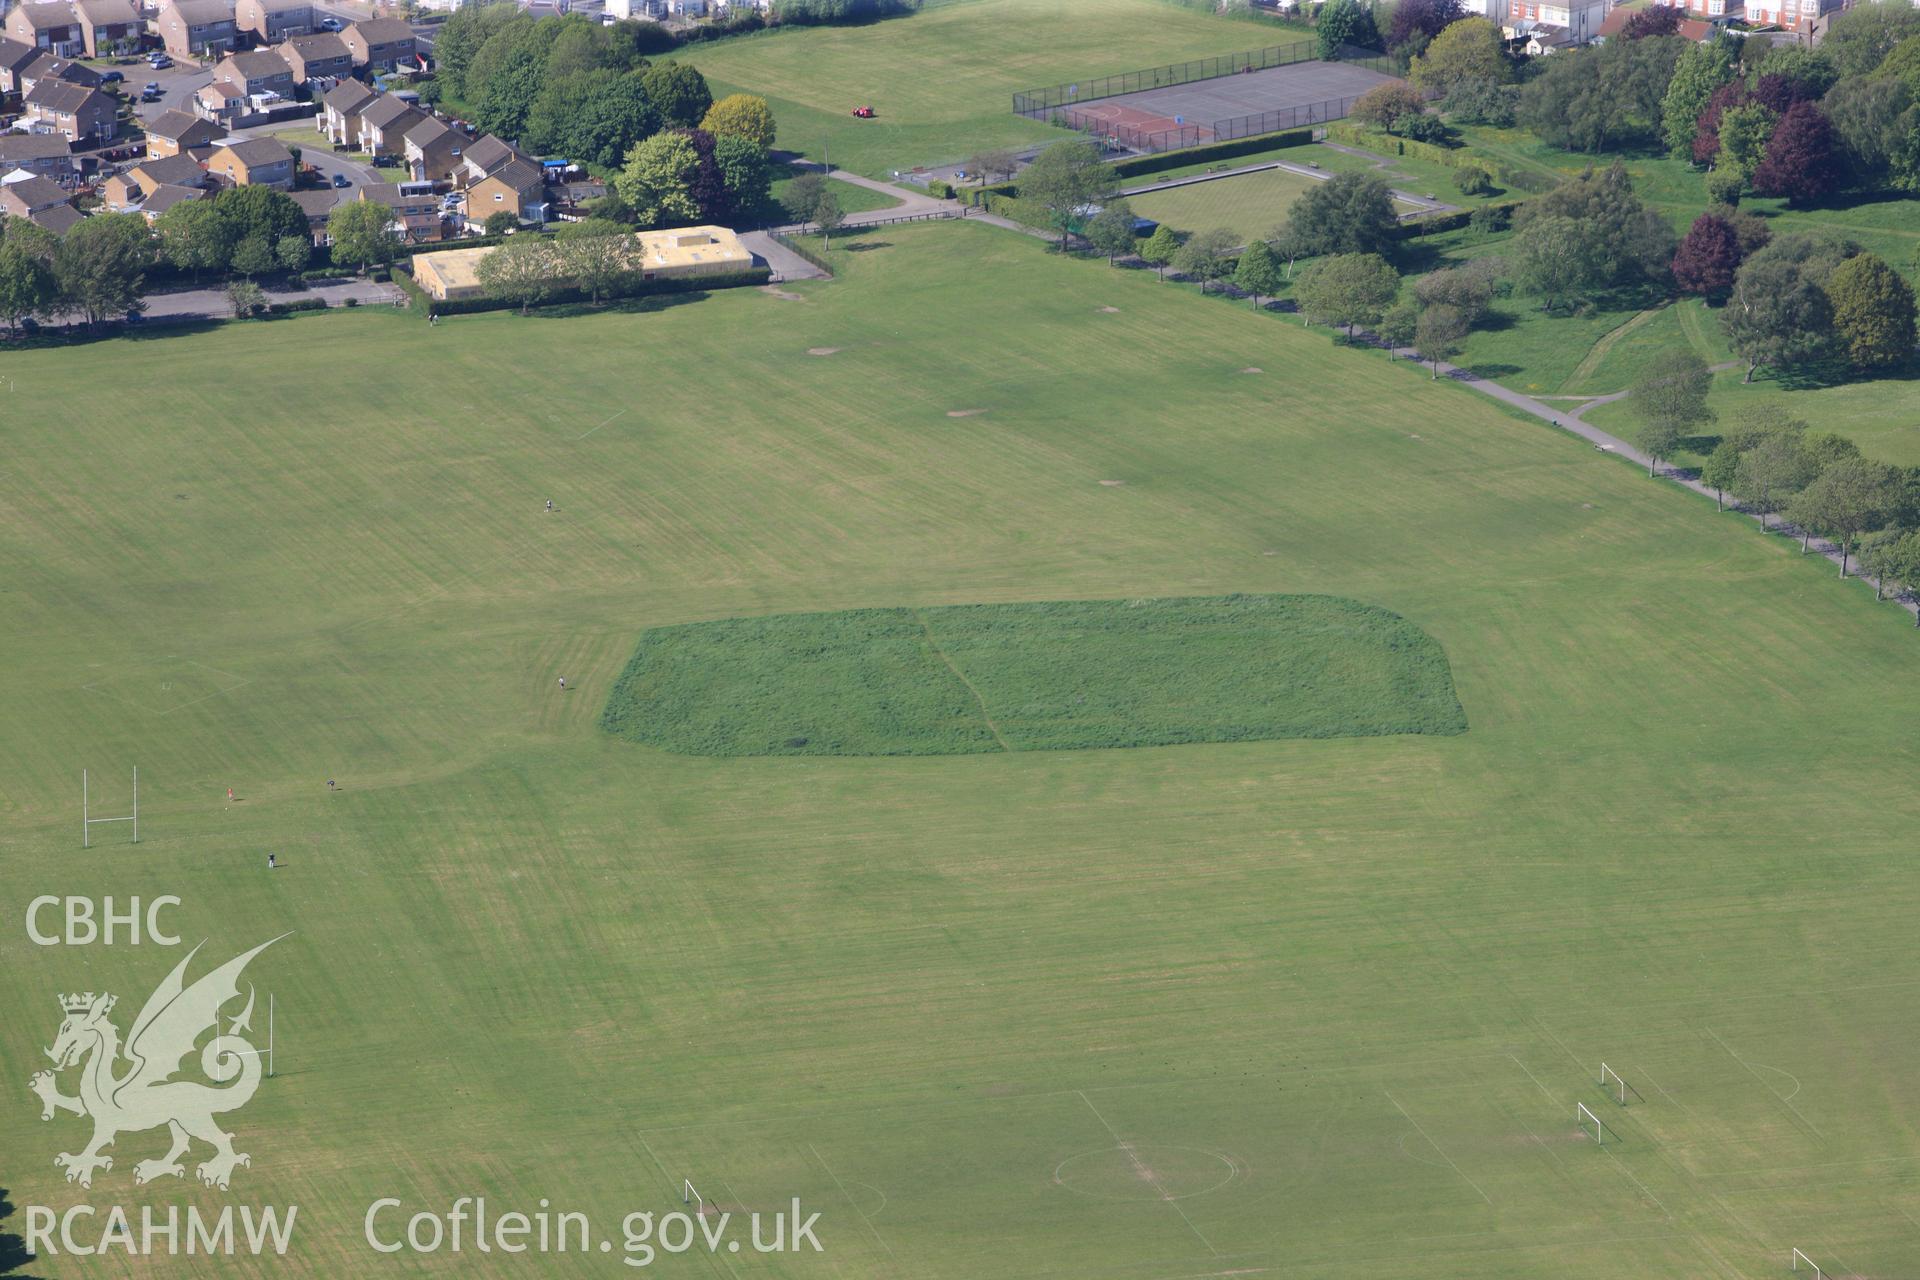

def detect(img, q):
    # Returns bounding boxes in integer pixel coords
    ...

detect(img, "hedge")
[1324,120,1555,195]
[980,190,1051,230]
[1392,198,1526,239]
[1110,130,1314,179]
[925,177,955,199]
[401,263,772,316]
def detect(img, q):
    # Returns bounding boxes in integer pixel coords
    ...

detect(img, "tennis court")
[1058,60,1403,151]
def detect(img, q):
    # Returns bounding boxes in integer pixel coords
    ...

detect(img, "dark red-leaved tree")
[674,128,732,223]
[1388,0,1467,50]
[1623,6,1681,38]
[1751,71,1817,114]
[1672,213,1743,299]
[1752,101,1839,206]
[1692,81,1751,166]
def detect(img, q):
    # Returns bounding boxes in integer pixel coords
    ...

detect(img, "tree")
[1139,224,1179,280]
[1388,0,1466,52]
[1441,77,1519,126]
[1232,237,1283,307]
[1671,213,1743,299]
[434,1,520,97]
[813,188,846,248]
[469,38,549,141]
[700,93,776,148]
[1825,0,1920,78]
[230,234,275,279]
[1294,252,1400,338]
[1509,213,1604,311]
[1017,139,1116,250]
[1173,227,1237,293]
[1411,17,1506,92]
[1623,5,1681,38]
[1717,102,1780,184]
[276,233,311,276]
[484,209,521,236]
[1822,74,1911,186]
[1316,0,1380,61]
[1856,527,1909,600]
[524,69,661,170]
[1693,80,1752,165]
[640,60,712,128]
[327,199,399,273]
[1378,298,1419,356]
[154,200,234,283]
[780,171,828,222]
[1723,257,1839,381]
[1788,457,1895,575]
[1515,163,1675,290]
[476,235,561,314]
[712,134,772,218]
[1700,438,1742,509]
[54,213,151,326]
[967,148,1018,184]
[1085,199,1138,264]
[1764,46,1841,99]
[614,130,702,228]
[0,219,58,335]
[1826,251,1918,368]
[554,217,633,303]
[226,278,264,318]
[1285,171,1398,258]
[1661,39,1739,158]
[214,184,306,248]
[1861,529,1920,618]
[1353,82,1428,129]
[1751,101,1840,205]
[1523,36,1683,152]
[1413,302,1468,378]
[1629,349,1715,476]
[1735,429,1815,528]
[1412,260,1497,323]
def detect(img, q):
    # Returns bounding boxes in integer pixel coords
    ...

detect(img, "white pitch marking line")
[1076,1091,1220,1254]
[1703,1028,1823,1138]
[578,409,627,440]
[808,1142,896,1261]
[1384,1089,1492,1206]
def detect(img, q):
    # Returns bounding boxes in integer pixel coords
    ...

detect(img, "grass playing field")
[1126,166,1423,247]
[2,218,1918,1280]
[681,0,1297,177]
[601,595,1466,756]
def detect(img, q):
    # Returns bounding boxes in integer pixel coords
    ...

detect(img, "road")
[141,276,401,321]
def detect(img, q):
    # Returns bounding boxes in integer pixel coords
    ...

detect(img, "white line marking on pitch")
[579,409,627,439]
[808,1142,896,1261]
[1703,1028,1823,1138]
[1076,1091,1220,1254]
[1384,1089,1492,1205]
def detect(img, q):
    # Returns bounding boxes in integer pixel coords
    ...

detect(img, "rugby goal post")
[1791,1248,1824,1279]
[683,1180,703,1212]
[81,767,138,847]
[210,993,276,1078]
[1575,1101,1606,1145]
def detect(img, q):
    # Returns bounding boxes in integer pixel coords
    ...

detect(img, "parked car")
[100,70,124,83]
[330,171,350,187]
[318,16,341,29]
[148,54,172,68]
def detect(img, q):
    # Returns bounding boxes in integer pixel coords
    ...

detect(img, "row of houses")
[317,81,546,225]
[0,41,123,138]
[3,0,416,63]
[1466,0,1838,48]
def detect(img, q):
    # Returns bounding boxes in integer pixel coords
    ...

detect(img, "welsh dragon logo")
[28,936,285,1191]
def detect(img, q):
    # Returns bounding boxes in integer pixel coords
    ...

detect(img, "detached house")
[205,135,294,187]
[355,92,422,158]
[0,38,38,94]
[156,0,238,57]
[73,0,141,55]
[211,47,292,96]
[144,107,223,156]
[5,3,84,55]
[278,30,349,85]
[341,17,413,71]
[233,0,311,43]
[318,76,374,145]
[400,113,463,183]
[23,79,116,140]
[0,171,81,233]
[464,156,545,229]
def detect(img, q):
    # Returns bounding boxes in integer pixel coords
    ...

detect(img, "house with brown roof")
[156,0,238,57]
[340,16,413,71]
[464,157,546,230]
[0,37,38,93]
[100,150,205,206]
[457,132,523,187]
[233,0,311,43]
[23,80,116,140]
[0,171,80,232]
[18,51,101,95]
[193,76,246,124]
[137,182,208,222]
[401,114,463,183]
[0,132,75,177]
[277,30,348,85]
[205,135,293,187]
[5,2,83,55]
[289,184,338,242]
[355,93,422,158]
[143,107,223,156]
[319,76,373,145]
[359,180,441,241]
[73,0,141,55]
[211,47,292,96]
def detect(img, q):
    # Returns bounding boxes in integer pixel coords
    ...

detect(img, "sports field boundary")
[1011,39,1387,117]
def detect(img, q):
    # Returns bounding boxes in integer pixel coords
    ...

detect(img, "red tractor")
[851,105,876,119]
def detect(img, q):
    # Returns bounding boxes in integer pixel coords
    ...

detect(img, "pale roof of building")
[419,226,749,294]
